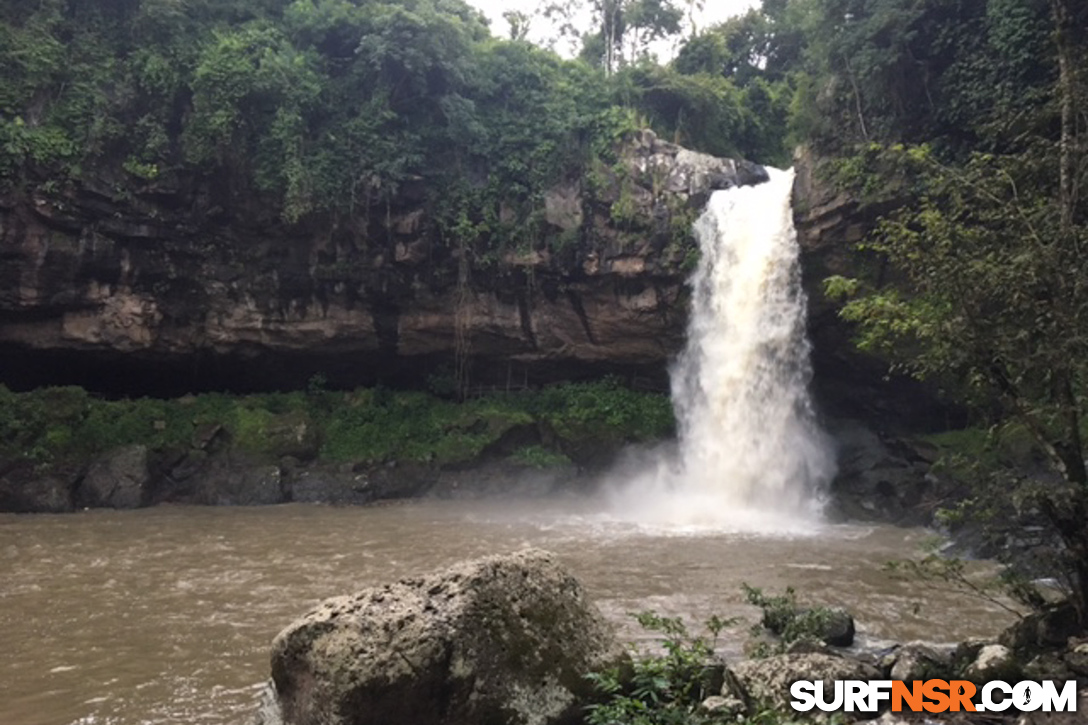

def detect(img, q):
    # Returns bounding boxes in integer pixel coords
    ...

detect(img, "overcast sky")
[465,0,762,59]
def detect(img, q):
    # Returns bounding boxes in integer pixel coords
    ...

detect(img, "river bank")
[0,380,673,513]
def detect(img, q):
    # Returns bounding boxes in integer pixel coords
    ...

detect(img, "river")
[1,499,1013,725]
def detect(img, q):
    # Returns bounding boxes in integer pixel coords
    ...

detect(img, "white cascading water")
[608,167,834,531]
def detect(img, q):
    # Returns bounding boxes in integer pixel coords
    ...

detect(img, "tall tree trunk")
[1050,0,1078,232]
[1047,0,1086,625]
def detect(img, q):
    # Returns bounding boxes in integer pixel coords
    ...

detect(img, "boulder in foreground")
[269,548,626,725]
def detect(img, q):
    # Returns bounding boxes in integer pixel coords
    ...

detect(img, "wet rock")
[1063,642,1088,676]
[269,549,626,725]
[263,411,320,461]
[0,469,75,513]
[825,420,934,525]
[1001,603,1082,653]
[883,641,953,681]
[197,455,284,506]
[786,636,832,656]
[1024,652,1074,681]
[78,444,149,509]
[726,653,881,715]
[288,462,432,504]
[287,469,374,505]
[427,461,579,500]
[964,643,1020,683]
[821,608,856,647]
[251,681,283,725]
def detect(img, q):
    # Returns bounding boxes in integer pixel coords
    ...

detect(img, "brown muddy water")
[1,499,1014,725]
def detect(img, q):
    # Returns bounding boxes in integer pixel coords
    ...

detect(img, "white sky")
[466,0,762,60]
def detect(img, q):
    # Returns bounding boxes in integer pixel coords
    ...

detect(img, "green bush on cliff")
[0,381,672,472]
[531,377,675,443]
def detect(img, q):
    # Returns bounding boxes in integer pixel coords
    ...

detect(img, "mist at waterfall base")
[599,167,836,534]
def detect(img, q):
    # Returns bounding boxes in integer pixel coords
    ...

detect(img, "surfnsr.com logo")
[790,679,1078,714]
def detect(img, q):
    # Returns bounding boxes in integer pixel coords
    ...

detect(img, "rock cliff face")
[2,135,959,521]
[791,148,953,433]
[0,130,765,395]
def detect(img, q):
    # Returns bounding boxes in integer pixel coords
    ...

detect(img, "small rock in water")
[821,608,856,647]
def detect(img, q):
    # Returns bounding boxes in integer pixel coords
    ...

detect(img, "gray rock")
[1001,604,1081,652]
[786,636,832,656]
[544,182,583,231]
[621,129,767,210]
[965,643,1020,683]
[79,444,149,509]
[288,462,432,505]
[821,608,856,647]
[825,421,934,525]
[699,695,745,719]
[198,455,284,506]
[251,681,283,725]
[0,470,75,513]
[1024,652,1074,681]
[270,549,626,725]
[727,653,881,715]
[262,411,320,461]
[1064,642,1088,676]
[883,641,953,681]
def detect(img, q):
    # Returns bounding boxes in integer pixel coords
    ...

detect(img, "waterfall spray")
[610,167,834,530]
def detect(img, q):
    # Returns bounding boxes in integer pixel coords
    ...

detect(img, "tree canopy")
[0,0,794,235]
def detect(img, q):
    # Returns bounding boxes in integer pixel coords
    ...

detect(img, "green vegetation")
[0,0,791,261]
[742,585,841,657]
[812,0,1088,626]
[4,0,1087,636]
[585,611,735,725]
[0,380,672,471]
[584,610,815,725]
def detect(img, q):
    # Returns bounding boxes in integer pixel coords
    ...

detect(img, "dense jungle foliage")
[0,0,793,242]
[806,0,1088,624]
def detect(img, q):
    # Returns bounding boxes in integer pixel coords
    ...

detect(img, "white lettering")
[1014,681,1044,712]
[867,680,893,712]
[982,681,1012,712]
[790,681,816,712]
[1040,681,1077,713]
[844,681,868,712]
[815,681,844,712]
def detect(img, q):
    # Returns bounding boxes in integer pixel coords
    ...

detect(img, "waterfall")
[610,167,834,530]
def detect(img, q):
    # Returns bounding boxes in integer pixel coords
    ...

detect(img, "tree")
[827,0,1088,620]
[543,0,682,74]
[503,10,532,41]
